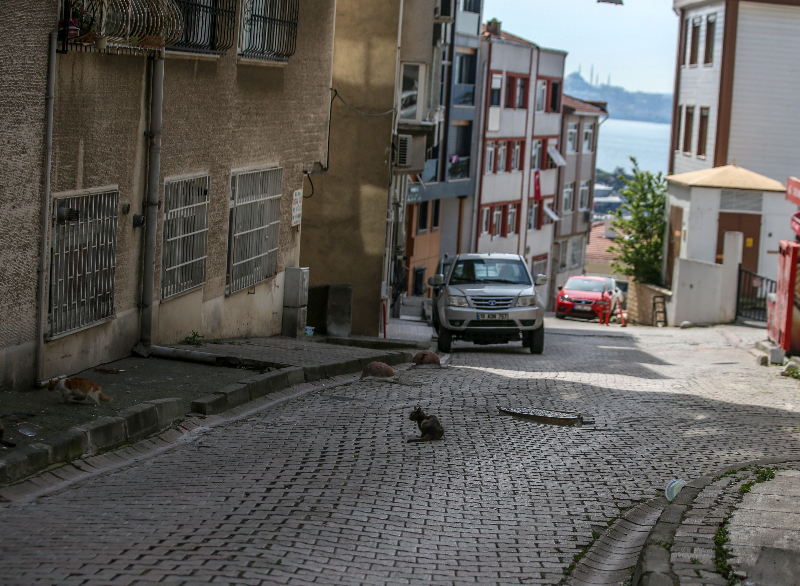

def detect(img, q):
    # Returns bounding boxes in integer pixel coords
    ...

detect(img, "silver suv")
[429,253,547,354]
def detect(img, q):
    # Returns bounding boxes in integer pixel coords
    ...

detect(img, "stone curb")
[0,352,414,486]
[631,456,800,586]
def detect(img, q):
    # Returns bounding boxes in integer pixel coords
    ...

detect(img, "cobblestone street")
[2,320,800,585]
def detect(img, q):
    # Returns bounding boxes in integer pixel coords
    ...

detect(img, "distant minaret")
[590,64,594,85]
[607,74,611,86]
[578,64,582,76]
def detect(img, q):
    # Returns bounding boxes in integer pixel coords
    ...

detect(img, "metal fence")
[59,0,184,50]
[736,266,776,322]
[49,190,119,336]
[227,167,282,294]
[239,0,299,61]
[170,0,236,54]
[161,175,209,299]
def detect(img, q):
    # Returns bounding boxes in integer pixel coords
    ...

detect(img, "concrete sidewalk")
[626,458,800,586]
[0,335,417,487]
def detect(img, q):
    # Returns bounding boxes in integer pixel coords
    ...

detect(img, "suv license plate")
[575,305,593,312]
[477,313,509,320]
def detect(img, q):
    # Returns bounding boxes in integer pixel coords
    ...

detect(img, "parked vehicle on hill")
[555,276,613,321]
[429,254,547,354]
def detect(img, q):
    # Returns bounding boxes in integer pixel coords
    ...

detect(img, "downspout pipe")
[34,31,58,386]
[137,48,165,352]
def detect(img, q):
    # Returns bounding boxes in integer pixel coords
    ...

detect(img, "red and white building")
[474,19,566,308]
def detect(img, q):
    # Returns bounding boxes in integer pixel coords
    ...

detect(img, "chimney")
[486,19,501,36]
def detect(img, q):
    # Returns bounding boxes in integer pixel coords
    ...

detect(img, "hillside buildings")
[402,0,484,303]
[1,0,336,390]
[549,95,606,304]
[300,0,453,335]
[472,21,566,309]
[668,0,800,280]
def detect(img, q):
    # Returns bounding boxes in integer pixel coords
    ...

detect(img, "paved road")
[1,320,800,585]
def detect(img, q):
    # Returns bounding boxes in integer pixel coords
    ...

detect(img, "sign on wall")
[292,189,303,226]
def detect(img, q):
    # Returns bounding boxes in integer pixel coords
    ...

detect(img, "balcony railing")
[170,0,236,54]
[59,0,184,50]
[447,156,471,180]
[239,0,299,62]
[452,83,475,106]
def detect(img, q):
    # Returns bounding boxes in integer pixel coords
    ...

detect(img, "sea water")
[596,118,671,176]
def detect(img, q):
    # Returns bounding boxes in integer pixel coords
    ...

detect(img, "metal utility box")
[284,267,309,308]
[282,306,307,339]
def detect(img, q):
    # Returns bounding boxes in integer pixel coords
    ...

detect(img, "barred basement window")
[162,175,209,299]
[49,189,119,337]
[227,167,282,294]
[239,0,299,62]
[170,0,237,54]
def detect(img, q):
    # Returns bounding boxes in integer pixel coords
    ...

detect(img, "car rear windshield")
[449,259,531,285]
[564,278,606,292]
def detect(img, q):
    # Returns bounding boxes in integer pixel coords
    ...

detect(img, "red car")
[555,276,612,320]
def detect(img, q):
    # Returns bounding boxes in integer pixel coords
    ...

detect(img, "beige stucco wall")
[300,0,403,336]
[0,2,58,391]
[4,1,336,388]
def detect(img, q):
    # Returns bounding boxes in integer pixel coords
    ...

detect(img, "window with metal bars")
[239,0,299,61]
[48,189,119,337]
[170,0,237,54]
[161,175,209,299]
[227,167,282,294]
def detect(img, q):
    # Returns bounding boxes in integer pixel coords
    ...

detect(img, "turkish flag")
[534,170,541,201]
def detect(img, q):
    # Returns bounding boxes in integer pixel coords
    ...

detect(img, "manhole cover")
[497,406,585,426]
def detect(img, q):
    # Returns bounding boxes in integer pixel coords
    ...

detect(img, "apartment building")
[671,0,800,182]
[668,0,800,280]
[300,0,448,335]
[549,95,606,302]
[1,0,335,390]
[402,0,484,300]
[474,20,566,308]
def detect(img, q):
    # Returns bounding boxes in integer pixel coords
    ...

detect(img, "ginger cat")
[47,377,112,406]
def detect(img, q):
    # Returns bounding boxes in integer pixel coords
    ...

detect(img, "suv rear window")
[450,259,531,285]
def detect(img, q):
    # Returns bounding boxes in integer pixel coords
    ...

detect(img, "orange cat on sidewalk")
[47,377,112,406]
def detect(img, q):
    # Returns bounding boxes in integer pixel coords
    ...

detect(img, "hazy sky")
[481,0,679,94]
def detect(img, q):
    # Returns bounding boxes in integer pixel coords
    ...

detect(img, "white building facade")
[671,0,800,184]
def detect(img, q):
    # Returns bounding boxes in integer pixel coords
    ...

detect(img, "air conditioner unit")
[396,134,413,168]
[434,0,455,22]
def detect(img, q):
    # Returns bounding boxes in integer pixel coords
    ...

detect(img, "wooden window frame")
[689,17,701,66]
[582,123,594,153]
[485,141,496,174]
[704,14,716,65]
[683,106,694,154]
[563,181,575,213]
[697,107,709,158]
[496,140,508,173]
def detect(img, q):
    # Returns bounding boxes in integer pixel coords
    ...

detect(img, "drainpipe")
[137,48,165,352]
[34,31,59,387]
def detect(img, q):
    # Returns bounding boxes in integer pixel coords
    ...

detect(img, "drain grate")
[497,406,589,426]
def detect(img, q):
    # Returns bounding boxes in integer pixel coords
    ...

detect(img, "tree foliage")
[608,158,667,285]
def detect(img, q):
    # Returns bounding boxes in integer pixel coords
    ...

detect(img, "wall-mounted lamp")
[133,214,146,228]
